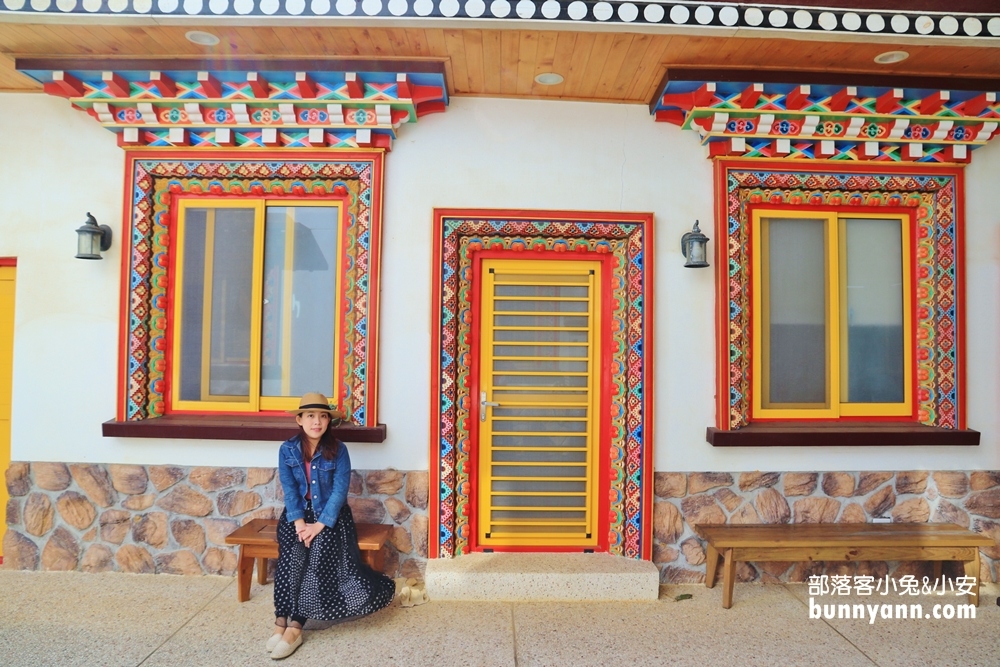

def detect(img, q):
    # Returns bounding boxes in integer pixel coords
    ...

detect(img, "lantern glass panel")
[77,228,100,259]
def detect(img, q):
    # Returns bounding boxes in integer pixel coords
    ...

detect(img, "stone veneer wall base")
[6,465,1000,586]
[652,471,1000,585]
[3,463,428,578]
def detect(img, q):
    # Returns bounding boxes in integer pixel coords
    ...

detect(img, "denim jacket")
[277,434,352,528]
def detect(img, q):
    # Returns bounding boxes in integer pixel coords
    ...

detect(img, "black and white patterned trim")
[2,0,999,40]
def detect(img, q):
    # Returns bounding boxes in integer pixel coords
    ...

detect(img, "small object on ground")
[396,577,429,608]
[674,593,693,602]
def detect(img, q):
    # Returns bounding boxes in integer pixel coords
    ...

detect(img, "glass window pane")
[492,450,587,463]
[491,480,586,492]
[493,407,588,418]
[494,359,588,373]
[843,218,904,403]
[493,344,587,358]
[492,435,587,448]
[261,206,339,399]
[494,330,589,343]
[494,300,589,312]
[494,375,588,387]
[492,420,587,432]
[178,208,256,402]
[494,315,588,327]
[495,285,589,298]
[492,465,586,478]
[492,495,585,507]
[765,218,827,406]
[491,510,586,520]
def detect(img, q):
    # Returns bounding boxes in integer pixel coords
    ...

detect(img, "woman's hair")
[298,418,341,460]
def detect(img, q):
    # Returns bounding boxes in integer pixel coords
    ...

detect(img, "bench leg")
[705,544,720,589]
[361,547,386,574]
[932,561,943,582]
[237,546,254,603]
[722,548,736,609]
[256,557,269,585]
[964,551,981,607]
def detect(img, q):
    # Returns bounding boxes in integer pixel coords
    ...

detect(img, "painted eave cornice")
[18,58,449,150]
[653,72,1000,163]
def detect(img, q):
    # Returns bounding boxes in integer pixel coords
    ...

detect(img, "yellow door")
[0,265,15,557]
[477,258,602,549]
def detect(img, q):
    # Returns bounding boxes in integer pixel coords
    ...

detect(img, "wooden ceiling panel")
[479,29,502,96]
[2,23,999,102]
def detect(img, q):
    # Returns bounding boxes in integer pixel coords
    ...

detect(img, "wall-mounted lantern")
[75,213,113,260]
[681,220,710,268]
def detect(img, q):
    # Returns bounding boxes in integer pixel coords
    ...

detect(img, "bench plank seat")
[695,523,994,609]
[225,518,392,602]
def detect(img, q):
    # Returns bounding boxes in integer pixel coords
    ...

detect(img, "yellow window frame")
[751,209,913,420]
[477,258,601,548]
[170,199,344,413]
[258,201,346,413]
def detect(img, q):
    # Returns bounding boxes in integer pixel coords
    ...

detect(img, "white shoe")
[266,633,283,652]
[271,633,303,660]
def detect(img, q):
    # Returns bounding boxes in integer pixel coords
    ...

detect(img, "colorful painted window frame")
[116,151,385,427]
[429,209,655,561]
[715,160,965,431]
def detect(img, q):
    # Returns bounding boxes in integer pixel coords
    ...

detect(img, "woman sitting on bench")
[267,392,396,660]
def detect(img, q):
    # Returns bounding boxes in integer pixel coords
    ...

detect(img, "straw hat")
[289,392,346,419]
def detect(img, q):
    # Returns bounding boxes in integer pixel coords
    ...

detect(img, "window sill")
[706,422,980,447]
[102,414,387,443]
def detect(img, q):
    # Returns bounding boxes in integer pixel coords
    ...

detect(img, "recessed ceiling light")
[534,72,564,86]
[874,50,909,64]
[185,30,221,47]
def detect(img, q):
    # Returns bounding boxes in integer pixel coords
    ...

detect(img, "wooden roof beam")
[346,72,365,99]
[876,88,904,114]
[43,70,84,98]
[247,72,269,98]
[785,85,811,111]
[197,71,221,98]
[828,87,857,112]
[740,83,763,109]
[102,71,130,98]
[962,92,997,117]
[150,71,176,97]
[296,72,317,99]
[920,90,950,115]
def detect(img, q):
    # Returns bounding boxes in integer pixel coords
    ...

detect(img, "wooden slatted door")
[477,258,602,549]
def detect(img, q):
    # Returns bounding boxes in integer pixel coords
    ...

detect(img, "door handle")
[480,391,500,422]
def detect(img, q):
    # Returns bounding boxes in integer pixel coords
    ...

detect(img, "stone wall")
[653,471,1000,584]
[3,462,428,579]
[8,464,1000,585]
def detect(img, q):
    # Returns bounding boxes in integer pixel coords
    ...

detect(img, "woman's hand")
[301,522,326,548]
[294,519,308,542]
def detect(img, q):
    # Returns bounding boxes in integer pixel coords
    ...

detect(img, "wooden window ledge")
[102,414,387,443]
[706,422,979,447]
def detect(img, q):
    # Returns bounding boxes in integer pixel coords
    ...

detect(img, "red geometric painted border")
[715,161,964,430]
[429,210,654,561]
[117,152,384,426]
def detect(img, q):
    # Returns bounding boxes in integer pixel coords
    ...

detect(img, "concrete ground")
[1,571,998,666]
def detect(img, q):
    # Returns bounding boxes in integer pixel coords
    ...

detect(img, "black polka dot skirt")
[274,502,396,622]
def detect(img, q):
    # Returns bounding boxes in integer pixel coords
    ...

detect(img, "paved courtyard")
[0,570,997,666]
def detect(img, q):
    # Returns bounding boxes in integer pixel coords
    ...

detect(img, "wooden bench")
[695,523,994,609]
[225,518,393,602]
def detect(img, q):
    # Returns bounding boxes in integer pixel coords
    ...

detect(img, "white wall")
[1,92,998,472]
